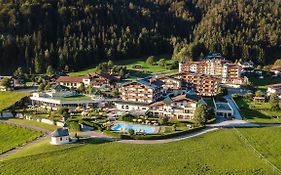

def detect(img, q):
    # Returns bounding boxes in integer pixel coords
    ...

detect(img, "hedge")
[103,126,205,140]
[206,118,217,124]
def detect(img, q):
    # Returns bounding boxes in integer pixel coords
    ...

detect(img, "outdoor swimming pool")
[111,122,159,134]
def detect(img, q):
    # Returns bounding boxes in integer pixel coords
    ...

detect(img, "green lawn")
[8,118,58,131]
[239,127,281,172]
[60,95,92,101]
[69,55,177,77]
[249,77,281,90]
[0,129,277,174]
[0,92,29,111]
[0,123,43,154]
[234,97,281,123]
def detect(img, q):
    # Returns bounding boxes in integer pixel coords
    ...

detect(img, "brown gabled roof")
[89,73,120,81]
[172,94,200,103]
[56,76,84,83]
[150,94,200,107]
[268,83,281,89]
[271,66,281,71]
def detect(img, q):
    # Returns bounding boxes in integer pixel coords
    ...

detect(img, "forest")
[0,0,280,74]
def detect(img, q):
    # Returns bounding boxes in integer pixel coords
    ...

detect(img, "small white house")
[50,124,70,145]
[267,83,281,98]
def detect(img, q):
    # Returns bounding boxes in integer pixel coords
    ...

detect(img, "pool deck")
[111,121,160,134]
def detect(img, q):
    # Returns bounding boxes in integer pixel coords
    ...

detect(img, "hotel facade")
[179,54,245,85]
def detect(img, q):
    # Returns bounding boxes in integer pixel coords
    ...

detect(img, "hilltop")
[0,0,280,74]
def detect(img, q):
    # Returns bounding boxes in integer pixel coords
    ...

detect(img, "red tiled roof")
[56,76,83,83]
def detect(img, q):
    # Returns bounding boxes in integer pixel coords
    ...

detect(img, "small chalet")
[253,96,266,103]
[87,73,120,88]
[50,124,70,145]
[57,76,85,88]
[267,83,281,97]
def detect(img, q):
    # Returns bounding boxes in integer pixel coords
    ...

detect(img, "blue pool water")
[111,122,158,134]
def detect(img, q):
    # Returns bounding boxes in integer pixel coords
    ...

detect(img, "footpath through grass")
[0,129,276,175]
[0,92,29,111]
[0,123,43,154]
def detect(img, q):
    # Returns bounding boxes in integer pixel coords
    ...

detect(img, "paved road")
[225,96,243,119]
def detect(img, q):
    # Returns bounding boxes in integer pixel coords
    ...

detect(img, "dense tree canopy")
[0,0,280,74]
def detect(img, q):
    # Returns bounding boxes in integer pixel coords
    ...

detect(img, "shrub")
[146,56,156,65]
[244,93,253,102]
[159,116,168,125]
[119,114,135,122]
[128,128,135,135]
[66,119,81,131]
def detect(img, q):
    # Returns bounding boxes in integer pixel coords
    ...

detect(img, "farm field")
[0,128,278,175]
[69,55,177,77]
[0,92,29,111]
[0,123,43,154]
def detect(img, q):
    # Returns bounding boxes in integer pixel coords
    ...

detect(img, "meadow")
[69,55,178,77]
[234,97,281,123]
[0,92,29,111]
[0,128,279,175]
[239,127,281,170]
[0,123,43,154]
[249,77,281,90]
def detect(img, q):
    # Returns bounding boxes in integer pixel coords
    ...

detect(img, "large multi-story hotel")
[179,54,245,85]
[115,79,163,112]
[173,73,219,96]
[120,80,163,104]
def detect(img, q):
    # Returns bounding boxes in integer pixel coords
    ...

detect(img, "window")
[60,137,62,141]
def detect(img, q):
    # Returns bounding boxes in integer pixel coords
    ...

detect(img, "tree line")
[0,0,280,74]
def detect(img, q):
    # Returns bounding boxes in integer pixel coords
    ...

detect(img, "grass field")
[8,118,58,131]
[249,77,281,90]
[0,92,29,111]
[69,55,177,77]
[0,123,43,154]
[239,127,281,171]
[0,128,278,175]
[234,97,281,123]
